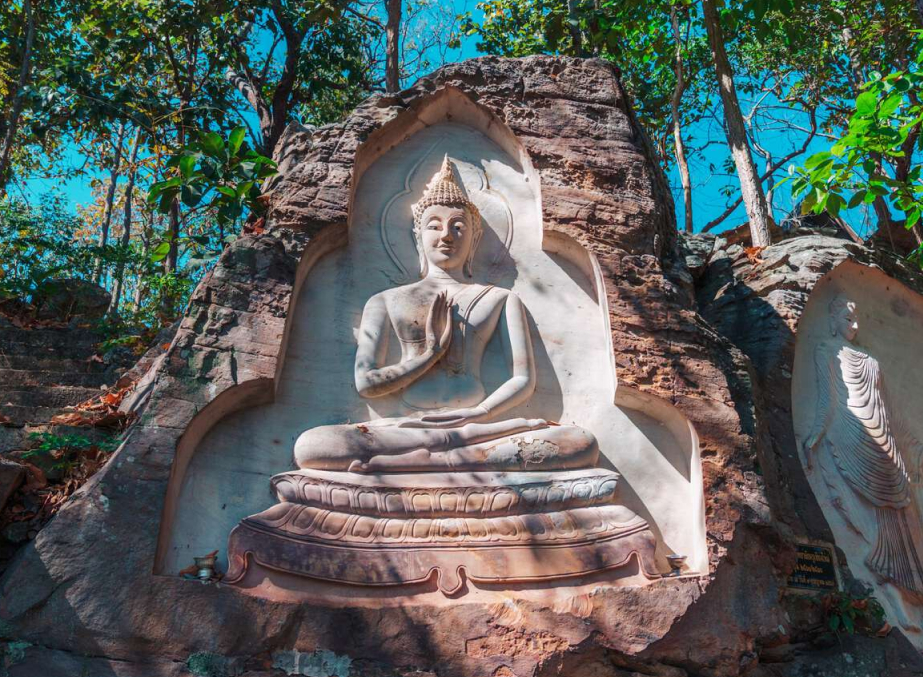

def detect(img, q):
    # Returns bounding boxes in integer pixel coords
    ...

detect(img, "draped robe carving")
[806,298,923,599]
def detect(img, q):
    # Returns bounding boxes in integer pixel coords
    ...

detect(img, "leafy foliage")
[0,196,94,303]
[148,126,276,235]
[823,591,887,635]
[791,38,923,256]
[24,431,118,476]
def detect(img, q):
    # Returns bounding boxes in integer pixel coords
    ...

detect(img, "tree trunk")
[566,0,583,56]
[166,197,180,275]
[670,6,693,233]
[133,212,153,311]
[0,0,36,196]
[94,122,127,284]
[165,115,187,278]
[385,0,402,93]
[701,0,773,247]
[108,126,143,316]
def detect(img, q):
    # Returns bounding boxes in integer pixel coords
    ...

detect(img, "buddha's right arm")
[353,295,440,398]
[803,346,835,467]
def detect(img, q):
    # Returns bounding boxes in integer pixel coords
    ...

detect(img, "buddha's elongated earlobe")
[464,225,483,278]
[415,228,429,278]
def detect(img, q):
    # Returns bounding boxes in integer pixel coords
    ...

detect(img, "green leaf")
[200,158,220,180]
[181,183,205,207]
[179,154,197,179]
[847,191,867,209]
[805,152,832,169]
[148,177,182,204]
[228,126,246,155]
[235,180,255,198]
[158,190,178,213]
[855,91,878,116]
[150,241,171,263]
[802,189,819,214]
[842,614,855,634]
[906,209,921,229]
[828,615,841,632]
[879,93,903,119]
[200,131,225,157]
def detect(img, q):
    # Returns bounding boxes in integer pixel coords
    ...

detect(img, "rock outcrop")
[1,57,922,676]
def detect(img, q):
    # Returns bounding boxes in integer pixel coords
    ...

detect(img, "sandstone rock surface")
[1,57,922,676]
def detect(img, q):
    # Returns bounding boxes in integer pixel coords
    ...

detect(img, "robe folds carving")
[812,343,923,597]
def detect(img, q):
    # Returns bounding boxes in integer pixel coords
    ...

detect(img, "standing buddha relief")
[225,156,661,598]
[802,295,923,616]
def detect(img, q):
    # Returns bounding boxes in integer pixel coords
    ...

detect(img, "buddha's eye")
[426,221,441,230]
[451,220,465,233]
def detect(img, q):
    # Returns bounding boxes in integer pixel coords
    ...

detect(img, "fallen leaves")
[2,438,116,534]
[744,246,766,265]
[0,383,139,537]
[49,382,137,429]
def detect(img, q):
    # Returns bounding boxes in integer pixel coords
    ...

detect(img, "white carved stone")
[157,91,707,605]
[794,261,923,640]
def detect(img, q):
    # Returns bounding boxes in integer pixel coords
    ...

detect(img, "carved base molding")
[225,469,660,598]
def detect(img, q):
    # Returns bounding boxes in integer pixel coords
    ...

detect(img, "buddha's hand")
[399,405,490,429]
[425,290,453,360]
[802,430,822,470]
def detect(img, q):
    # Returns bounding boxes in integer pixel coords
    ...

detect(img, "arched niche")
[793,260,923,642]
[156,87,707,585]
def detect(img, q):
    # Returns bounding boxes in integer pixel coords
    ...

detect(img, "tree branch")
[703,107,818,233]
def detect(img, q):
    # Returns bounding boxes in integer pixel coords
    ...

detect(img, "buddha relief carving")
[293,157,598,475]
[803,295,923,601]
[225,156,660,598]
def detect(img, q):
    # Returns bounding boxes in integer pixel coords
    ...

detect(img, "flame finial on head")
[411,155,480,228]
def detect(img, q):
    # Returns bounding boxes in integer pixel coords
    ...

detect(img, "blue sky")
[20,0,854,237]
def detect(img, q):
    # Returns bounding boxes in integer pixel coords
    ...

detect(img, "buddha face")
[417,204,475,273]
[833,300,859,341]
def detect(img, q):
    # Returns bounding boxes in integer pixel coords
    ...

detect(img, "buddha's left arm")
[476,293,537,417]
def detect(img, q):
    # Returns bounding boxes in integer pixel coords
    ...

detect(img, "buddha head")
[411,156,483,278]
[829,295,858,342]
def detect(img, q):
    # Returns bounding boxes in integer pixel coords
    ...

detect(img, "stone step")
[0,337,101,356]
[0,404,70,426]
[0,354,115,372]
[0,324,104,343]
[0,386,101,409]
[0,369,112,388]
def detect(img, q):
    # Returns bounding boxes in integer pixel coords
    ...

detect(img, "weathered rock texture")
[1,56,921,676]
[697,234,923,567]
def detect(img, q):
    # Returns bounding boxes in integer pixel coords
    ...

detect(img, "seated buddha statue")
[226,157,659,598]
[293,156,598,474]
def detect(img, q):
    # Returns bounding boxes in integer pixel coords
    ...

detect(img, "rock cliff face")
[1,56,922,676]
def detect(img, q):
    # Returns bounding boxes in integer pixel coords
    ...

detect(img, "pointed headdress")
[411,155,481,228]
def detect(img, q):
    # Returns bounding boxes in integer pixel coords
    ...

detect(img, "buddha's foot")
[226,469,660,598]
